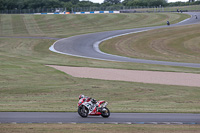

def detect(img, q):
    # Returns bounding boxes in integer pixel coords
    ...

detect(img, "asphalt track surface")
[1,12,200,124]
[1,112,200,124]
[50,12,200,68]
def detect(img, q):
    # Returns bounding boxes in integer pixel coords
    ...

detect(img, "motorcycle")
[167,21,170,26]
[78,97,110,118]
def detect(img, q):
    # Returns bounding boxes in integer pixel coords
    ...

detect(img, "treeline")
[0,0,199,11]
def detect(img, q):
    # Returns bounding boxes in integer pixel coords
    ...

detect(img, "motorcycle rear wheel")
[78,106,89,118]
[101,107,110,118]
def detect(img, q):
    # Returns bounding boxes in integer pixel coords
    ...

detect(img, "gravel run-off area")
[47,65,200,87]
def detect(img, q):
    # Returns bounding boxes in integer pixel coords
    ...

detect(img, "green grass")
[0,38,200,112]
[0,124,200,133]
[0,13,189,38]
[100,24,200,64]
[0,13,200,112]
[164,5,200,12]
[132,5,200,12]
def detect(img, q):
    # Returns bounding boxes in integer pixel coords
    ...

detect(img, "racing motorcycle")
[78,97,110,118]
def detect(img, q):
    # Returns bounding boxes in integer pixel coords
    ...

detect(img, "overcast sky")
[81,0,189,4]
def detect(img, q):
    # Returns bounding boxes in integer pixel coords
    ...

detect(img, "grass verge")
[0,38,200,112]
[0,124,200,133]
[100,24,200,64]
[0,13,189,38]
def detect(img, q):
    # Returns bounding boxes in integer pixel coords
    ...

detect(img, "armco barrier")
[34,11,120,15]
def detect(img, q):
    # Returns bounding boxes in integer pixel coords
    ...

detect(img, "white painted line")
[105,122,118,124]
[171,122,183,125]
[119,122,132,124]
[177,14,192,24]
[49,15,195,63]
[49,39,124,62]
[93,29,150,57]
[97,122,105,124]
[161,122,171,125]
[177,18,191,24]
[150,122,158,124]
[49,29,150,62]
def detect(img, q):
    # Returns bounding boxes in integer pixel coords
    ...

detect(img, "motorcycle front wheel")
[101,107,110,118]
[78,106,88,118]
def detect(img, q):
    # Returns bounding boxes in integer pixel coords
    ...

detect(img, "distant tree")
[63,1,73,11]
[58,0,71,2]
[16,0,29,9]
[27,0,45,9]
[46,0,62,8]
[0,0,4,10]
[69,0,79,4]
[104,0,121,5]
[2,0,17,9]
[59,0,79,3]
[147,0,167,7]
[26,0,61,9]
[123,0,167,7]
[77,1,95,7]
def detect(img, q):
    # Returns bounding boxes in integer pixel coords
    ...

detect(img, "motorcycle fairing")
[82,102,101,115]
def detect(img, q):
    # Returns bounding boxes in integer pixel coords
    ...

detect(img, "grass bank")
[0,124,200,133]
[100,24,200,64]
[1,38,200,112]
[0,13,189,38]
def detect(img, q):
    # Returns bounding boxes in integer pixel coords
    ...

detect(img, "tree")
[59,0,71,2]
[77,1,95,7]
[58,0,80,4]
[147,0,167,7]
[104,0,121,5]
[46,0,62,8]
[63,1,73,11]
[123,0,167,7]
[0,0,5,10]
[2,0,18,9]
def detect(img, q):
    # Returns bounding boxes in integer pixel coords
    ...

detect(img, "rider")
[79,94,99,108]
[79,94,90,102]
[79,94,85,100]
[167,21,170,26]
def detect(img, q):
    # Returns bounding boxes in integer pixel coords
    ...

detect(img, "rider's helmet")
[79,94,84,100]
[91,98,97,104]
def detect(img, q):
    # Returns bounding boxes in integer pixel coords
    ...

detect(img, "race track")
[0,112,200,124]
[1,12,200,124]
[50,12,200,68]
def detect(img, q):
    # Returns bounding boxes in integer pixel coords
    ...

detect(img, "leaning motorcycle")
[78,97,110,118]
